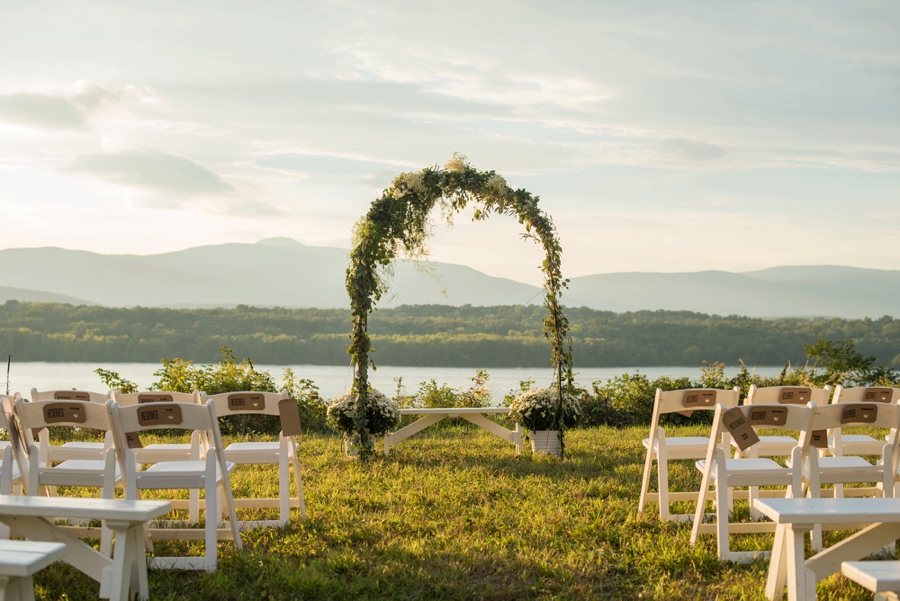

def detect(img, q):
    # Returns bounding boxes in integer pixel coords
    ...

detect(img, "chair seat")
[697,458,793,483]
[134,443,194,462]
[140,460,235,480]
[733,435,799,456]
[643,436,710,458]
[46,460,121,478]
[830,434,885,455]
[48,442,106,461]
[225,442,279,453]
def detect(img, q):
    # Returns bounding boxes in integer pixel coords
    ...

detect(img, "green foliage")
[282,368,328,432]
[393,370,493,429]
[4,301,900,368]
[803,336,899,386]
[98,347,329,434]
[346,156,573,458]
[150,347,277,395]
[95,368,138,393]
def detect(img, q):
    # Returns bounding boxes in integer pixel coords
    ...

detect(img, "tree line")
[1,300,898,367]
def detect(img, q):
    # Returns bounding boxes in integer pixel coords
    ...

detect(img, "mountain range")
[0,238,897,318]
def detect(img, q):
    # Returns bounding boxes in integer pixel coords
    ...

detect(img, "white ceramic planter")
[531,430,561,457]
[344,439,359,457]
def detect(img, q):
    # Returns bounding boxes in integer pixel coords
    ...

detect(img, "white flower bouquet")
[508,387,581,432]
[327,388,401,436]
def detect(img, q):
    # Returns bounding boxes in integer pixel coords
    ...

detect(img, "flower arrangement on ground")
[327,388,401,438]
[508,387,581,432]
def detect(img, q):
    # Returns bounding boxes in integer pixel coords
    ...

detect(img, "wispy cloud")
[70,148,234,197]
[0,81,159,131]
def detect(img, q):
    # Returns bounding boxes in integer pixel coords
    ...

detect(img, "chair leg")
[715,481,730,560]
[658,456,670,520]
[290,443,307,519]
[189,489,200,524]
[749,486,761,520]
[638,444,655,515]
[279,454,290,524]
[205,478,218,571]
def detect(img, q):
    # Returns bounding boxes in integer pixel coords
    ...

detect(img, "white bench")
[842,561,900,601]
[0,495,171,601]
[0,539,66,601]
[384,408,522,455]
[753,497,900,601]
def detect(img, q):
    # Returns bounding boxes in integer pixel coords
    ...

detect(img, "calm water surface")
[5,362,787,401]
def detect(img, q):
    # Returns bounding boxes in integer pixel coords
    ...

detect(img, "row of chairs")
[638,384,900,562]
[0,388,307,571]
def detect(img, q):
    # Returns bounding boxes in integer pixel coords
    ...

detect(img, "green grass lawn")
[34,426,877,600]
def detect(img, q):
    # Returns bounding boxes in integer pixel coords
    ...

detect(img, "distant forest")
[1,300,899,367]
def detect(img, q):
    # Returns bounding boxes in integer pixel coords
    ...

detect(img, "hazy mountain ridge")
[0,240,896,318]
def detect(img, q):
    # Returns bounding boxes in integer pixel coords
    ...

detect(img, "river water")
[4,362,787,401]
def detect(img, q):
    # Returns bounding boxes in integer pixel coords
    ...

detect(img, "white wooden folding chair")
[28,388,112,462]
[16,397,122,555]
[110,390,207,525]
[106,399,242,571]
[206,390,306,527]
[639,387,740,521]
[690,402,815,562]
[736,385,832,519]
[828,386,900,459]
[805,402,900,550]
[0,397,25,540]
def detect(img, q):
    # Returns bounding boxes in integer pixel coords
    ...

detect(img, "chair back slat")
[832,386,900,405]
[746,385,832,406]
[17,398,111,432]
[110,402,214,433]
[810,402,900,432]
[30,388,110,404]
[206,390,288,418]
[654,387,740,416]
[111,390,202,407]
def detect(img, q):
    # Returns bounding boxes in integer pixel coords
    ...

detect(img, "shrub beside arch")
[345,155,574,459]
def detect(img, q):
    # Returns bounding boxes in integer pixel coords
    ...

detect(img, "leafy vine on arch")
[345,155,573,459]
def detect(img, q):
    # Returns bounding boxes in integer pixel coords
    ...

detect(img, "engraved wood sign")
[53,391,90,401]
[677,389,717,417]
[778,387,812,405]
[748,407,788,426]
[228,393,265,412]
[862,388,894,403]
[722,407,760,451]
[841,404,878,424]
[138,394,174,404]
[42,402,87,424]
[137,404,183,426]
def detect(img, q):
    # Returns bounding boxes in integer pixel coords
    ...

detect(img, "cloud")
[0,81,160,130]
[70,148,234,197]
[0,93,88,129]
[660,138,728,161]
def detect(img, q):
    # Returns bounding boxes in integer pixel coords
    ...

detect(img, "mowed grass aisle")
[36,427,870,600]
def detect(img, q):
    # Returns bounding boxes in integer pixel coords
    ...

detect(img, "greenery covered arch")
[346,155,573,458]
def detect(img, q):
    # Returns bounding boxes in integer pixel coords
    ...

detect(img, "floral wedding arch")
[345,155,573,459]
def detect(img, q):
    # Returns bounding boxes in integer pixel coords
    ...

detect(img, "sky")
[1,0,898,286]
